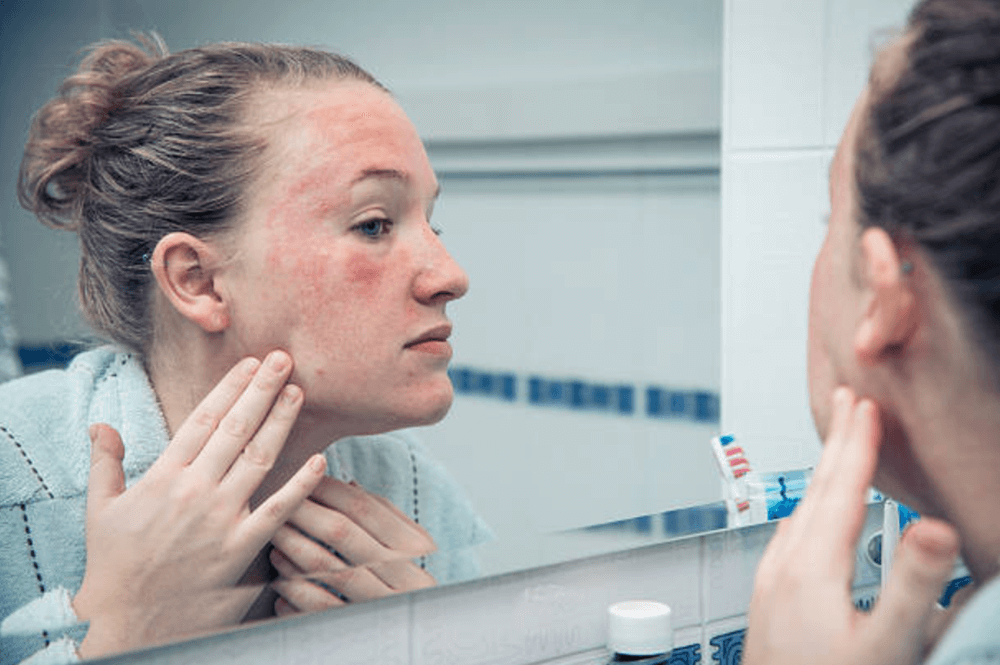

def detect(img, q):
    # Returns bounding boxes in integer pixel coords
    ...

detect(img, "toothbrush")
[711,434,752,514]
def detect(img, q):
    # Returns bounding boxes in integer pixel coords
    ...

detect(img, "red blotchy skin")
[347,253,383,288]
[221,80,468,435]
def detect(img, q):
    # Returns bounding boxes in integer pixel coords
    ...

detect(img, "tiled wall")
[720,0,918,472]
[94,503,885,665]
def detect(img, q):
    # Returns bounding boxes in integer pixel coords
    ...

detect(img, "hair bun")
[17,34,168,231]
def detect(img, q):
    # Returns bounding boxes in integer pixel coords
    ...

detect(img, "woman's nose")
[414,228,469,305]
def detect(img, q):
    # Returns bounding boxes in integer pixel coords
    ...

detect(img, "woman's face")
[808,39,911,440]
[222,80,468,434]
[807,89,869,440]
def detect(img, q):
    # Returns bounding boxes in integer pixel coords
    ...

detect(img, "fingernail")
[282,384,302,404]
[88,424,99,442]
[266,350,290,372]
[309,454,326,472]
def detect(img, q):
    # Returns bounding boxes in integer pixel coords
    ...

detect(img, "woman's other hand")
[73,351,326,658]
[743,387,960,665]
[269,477,437,615]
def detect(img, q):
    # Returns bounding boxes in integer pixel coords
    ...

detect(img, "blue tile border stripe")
[710,629,744,665]
[449,365,719,425]
[667,643,702,664]
[448,367,517,401]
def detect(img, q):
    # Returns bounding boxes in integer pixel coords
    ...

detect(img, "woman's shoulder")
[0,346,121,507]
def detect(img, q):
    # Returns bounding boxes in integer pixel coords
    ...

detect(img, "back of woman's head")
[855,0,1000,382]
[18,34,384,354]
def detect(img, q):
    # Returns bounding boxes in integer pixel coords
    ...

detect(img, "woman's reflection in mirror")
[0,34,491,664]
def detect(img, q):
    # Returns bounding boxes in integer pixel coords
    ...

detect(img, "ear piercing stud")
[901,261,914,275]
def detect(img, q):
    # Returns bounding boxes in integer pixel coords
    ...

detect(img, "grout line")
[700,533,710,662]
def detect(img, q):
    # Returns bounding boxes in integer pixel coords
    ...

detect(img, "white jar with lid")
[606,600,673,663]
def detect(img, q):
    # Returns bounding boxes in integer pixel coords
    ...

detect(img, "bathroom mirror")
[0,0,723,655]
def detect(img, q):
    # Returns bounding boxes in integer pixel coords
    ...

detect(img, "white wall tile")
[98,599,411,665]
[703,520,776,621]
[270,601,411,665]
[721,151,831,472]
[725,0,826,150]
[823,0,919,146]
[411,538,702,665]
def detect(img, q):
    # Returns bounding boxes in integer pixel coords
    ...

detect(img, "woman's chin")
[347,387,455,435]
[398,389,455,428]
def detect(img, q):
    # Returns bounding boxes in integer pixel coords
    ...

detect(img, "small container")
[607,600,672,663]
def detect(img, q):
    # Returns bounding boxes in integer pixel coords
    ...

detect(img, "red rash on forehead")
[258,91,429,274]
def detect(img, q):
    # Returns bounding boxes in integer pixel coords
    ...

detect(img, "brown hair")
[855,0,1000,378]
[18,35,385,354]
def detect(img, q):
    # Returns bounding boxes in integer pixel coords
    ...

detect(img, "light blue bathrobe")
[0,347,492,664]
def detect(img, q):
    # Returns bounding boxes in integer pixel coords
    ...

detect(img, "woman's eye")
[355,219,392,237]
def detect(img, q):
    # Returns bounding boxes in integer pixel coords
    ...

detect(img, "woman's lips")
[404,324,453,357]
[406,339,452,357]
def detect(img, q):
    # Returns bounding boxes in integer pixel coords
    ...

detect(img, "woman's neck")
[886,364,1000,584]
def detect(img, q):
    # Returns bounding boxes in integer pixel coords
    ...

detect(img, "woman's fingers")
[812,396,881,562]
[869,518,959,661]
[304,566,395,604]
[783,389,881,573]
[86,424,126,513]
[269,544,308,579]
[367,489,436,545]
[161,357,261,467]
[193,351,294,480]
[287,499,393,566]
[240,454,326,551]
[271,524,348,575]
[274,596,300,618]
[220,384,304,505]
[367,559,436,592]
[271,577,345,613]
[304,477,436,557]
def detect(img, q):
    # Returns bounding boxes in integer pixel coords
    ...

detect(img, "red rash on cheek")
[347,252,383,288]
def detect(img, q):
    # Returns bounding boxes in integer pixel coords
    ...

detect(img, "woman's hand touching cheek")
[744,387,960,665]
[73,351,326,659]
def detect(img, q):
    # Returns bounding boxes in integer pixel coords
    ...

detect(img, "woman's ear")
[149,232,230,333]
[854,227,918,364]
